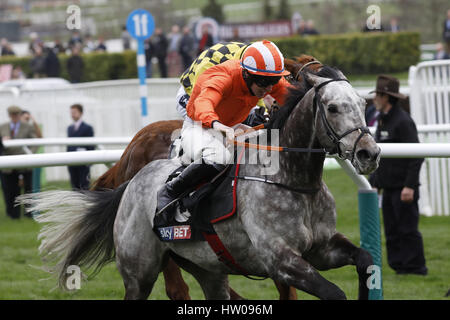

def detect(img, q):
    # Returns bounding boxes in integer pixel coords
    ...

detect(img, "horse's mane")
[266,65,344,131]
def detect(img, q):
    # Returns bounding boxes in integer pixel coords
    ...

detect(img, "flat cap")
[7,105,22,114]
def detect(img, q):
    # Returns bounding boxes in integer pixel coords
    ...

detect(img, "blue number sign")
[126,9,155,124]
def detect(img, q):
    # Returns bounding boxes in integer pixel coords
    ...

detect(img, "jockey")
[156,40,291,216]
[176,41,269,125]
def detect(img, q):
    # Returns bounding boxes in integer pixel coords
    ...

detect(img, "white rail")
[1,143,449,170]
[3,123,450,150]
[0,150,124,169]
[3,137,132,148]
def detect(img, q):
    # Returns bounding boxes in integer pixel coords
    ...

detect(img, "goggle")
[251,75,281,88]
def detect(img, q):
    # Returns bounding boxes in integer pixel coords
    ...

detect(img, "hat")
[369,75,407,99]
[7,105,22,115]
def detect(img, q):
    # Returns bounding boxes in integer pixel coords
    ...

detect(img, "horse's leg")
[115,205,166,300]
[191,271,230,300]
[241,217,346,299]
[162,257,191,300]
[169,253,230,300]
[116,238,166,300]
[116,247,163,300]
[274,281,298,300]
[267,246,346,300]
[303,232,373,300]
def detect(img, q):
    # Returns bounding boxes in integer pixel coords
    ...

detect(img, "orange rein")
[229,123,284,152]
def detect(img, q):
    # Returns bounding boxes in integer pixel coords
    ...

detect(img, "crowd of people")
[0,10,449,82]
[0,103,95,219]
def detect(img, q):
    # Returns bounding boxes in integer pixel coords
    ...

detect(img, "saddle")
[153,161,240,242]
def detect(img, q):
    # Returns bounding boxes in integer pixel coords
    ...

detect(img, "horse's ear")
[334,69,348,81]
[303,72,328,87]
[284,58,297,74]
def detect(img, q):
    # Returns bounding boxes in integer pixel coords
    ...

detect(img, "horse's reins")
[227,78,371,195]
[232,78,371,161]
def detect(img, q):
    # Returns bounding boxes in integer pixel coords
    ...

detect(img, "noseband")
[312,79,371,161]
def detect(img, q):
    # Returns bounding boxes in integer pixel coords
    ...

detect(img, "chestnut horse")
[91,55,324,300]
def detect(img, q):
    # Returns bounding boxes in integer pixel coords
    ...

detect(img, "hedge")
[0,31,420,82]
[0,50,138,82]
[272,31,421,75]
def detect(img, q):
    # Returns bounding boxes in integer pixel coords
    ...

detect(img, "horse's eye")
[328,104,338,114]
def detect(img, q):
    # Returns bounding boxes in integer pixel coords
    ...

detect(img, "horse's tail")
[17,181,129,289]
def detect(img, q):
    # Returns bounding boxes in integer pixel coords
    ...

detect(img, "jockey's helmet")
[241,40,290,77]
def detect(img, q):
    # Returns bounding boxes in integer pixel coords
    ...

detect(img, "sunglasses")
[251,75,281,88]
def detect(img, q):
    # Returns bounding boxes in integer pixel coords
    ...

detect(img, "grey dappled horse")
[19,67,380,300]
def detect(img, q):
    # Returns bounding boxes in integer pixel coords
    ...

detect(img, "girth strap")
[202,232,267,280]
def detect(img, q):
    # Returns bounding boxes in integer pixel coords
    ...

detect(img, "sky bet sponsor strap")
[158,225,191,241]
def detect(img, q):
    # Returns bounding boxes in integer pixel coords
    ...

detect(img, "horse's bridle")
[295,60,322,81]
[312,78,371,161]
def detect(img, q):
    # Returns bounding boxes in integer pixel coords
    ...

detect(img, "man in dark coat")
[152,28,168,78]
[44,47,61,77]
[67,46,84,83]
[443,9,450,52]
[369,75,427,276]
[67,104,94,190]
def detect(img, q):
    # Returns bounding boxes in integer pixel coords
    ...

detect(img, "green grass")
[0,170,448,300]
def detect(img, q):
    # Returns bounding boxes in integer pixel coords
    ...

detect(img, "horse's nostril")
[356,149,370,161]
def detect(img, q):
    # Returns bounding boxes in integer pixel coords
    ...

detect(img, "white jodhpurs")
[180,119,233,166]
[175,86,189,119]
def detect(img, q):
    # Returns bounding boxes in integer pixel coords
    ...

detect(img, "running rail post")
[336,158,383,300]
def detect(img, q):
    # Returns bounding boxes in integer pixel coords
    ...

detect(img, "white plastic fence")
[409,60,450,216]
[0,78,182,181]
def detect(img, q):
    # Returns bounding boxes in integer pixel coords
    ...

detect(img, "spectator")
[21,110,42,138]
[30,44,46,78]
[53,39,66,54]
[152,28,168,78]
[95,36,107,52]
[0,106,38,219]
[11,66,25,80]
[83,34,96,53]
[122,25,131,50]
[443,9,450,53]
[304,20,319,35]
[364,103,379,127]
[434,42,450,60]
[197,25,214,55]
[297,20,306,35]
[20,110,43,196]
[68,30,83,51]
[44,47,61,77]
[231,27,243,42]
[167,25,182,77]
[67,45,84,83]
[28,32,43,55]
[1,38,15,56]
[179,26,195,71]
[369,75,428,276]
[67,104,94,190]
[389,18,400,33]
[144,38,154,78]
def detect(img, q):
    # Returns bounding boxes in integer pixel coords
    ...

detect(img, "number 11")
[132,14,148,37]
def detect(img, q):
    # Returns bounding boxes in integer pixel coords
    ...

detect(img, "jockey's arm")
[191,86,222,128]
[190,86,236,142]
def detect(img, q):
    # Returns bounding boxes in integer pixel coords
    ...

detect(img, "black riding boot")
[155,162,223,220]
